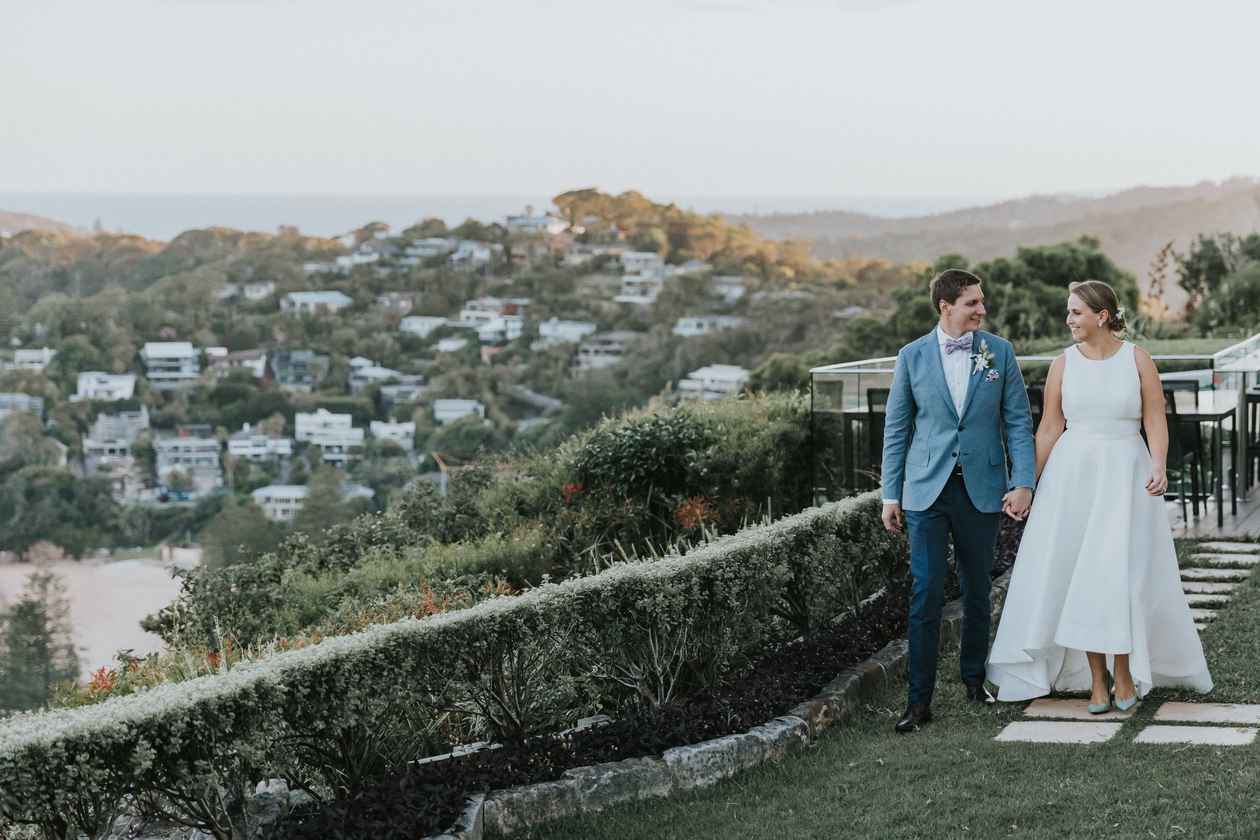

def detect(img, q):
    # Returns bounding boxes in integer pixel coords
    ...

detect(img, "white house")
[154,436,224,496]
[227,424,293,460]
[376,292,414,314]
[379,375,427,406]
[400,315,448,338]
[140,342,200,390]
[678,364,750,401]
[621,251,666,276]
[294,409,364,464]
[295,408,353,442]
[251,484,308,522]
[666,259,711,277]
[449,241,495,270]
[252,482,375,522]
[281,291,354,315]
[370,420,416,452]
[0,393,44,420]
[436,337,470,354]
[73,372,137,402]
[533,318,597,349]
[614,273,665,305]
[209,348,267,379]
[433,399,486,425]
[457,296,529,327]
[575,331,642,371]
[242,281,276,301]
[672,315,746,338]
[89,407,150,443]
[477,315,526,344]
[6,347,56,372]
[505,208,567,236]
[402,238,458,265]
[711,275,747,303]
[349,363,404,394]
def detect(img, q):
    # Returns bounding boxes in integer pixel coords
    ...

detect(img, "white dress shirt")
[937,326,973,417]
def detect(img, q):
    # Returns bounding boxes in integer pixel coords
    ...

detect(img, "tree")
[1175,233,1260,314]
[1192,262,1260,334]
[0,570,79,712]
[199,496,281,569]
[292,465,352,544]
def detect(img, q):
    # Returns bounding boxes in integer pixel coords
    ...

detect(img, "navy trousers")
[904,472,1001,706]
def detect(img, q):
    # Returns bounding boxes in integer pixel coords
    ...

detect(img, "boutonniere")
[971,338,995,375]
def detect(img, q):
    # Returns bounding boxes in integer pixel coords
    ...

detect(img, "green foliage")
[0,467,120,557]
[291,465,353,546]
[199,496,282,570]
[1175,232,1260,315]
[1191,262,1260,334]
[0,571,79,713]
[0,493,903,840]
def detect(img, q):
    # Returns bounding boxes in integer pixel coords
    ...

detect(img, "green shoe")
[1087,700,1112,714]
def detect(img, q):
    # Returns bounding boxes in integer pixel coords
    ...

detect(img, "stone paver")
[1197,542,1260,554]
[1154,702,1260,725]
[1180,567,1252,582]
[1189,608,1218,622]
[1023,698,1138,722]
[994,721,1122,744]
[1134,726,1258,746]
[1182,581,1237,595]
[1190,553,1259,568]
[1185,593,1231,607]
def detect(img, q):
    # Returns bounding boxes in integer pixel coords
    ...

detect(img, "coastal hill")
[0,209,79,236]
[735,177,1260,312]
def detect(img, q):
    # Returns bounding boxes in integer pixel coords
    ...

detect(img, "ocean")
[0,192,995,242]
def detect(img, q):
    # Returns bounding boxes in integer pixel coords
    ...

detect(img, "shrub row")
[0,492,899,839]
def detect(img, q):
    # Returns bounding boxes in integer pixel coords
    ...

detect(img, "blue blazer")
[880,329,1036,513]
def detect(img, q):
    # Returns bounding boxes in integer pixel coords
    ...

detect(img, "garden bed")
[280,518,1026,839]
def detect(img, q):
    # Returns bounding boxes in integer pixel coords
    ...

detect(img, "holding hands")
[1145,465,1168,496]
[1002,487,1032,521]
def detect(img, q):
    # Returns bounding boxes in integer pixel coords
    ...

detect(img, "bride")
[986,280,1212,710]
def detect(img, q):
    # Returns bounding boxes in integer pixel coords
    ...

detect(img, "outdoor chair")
[861,387,890,489]
[1163,388,1207,521]
[1025,384,1044,432]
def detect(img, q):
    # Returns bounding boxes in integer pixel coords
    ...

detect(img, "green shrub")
[0,493,902,840]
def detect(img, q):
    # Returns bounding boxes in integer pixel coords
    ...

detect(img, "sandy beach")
[0,553,193,676]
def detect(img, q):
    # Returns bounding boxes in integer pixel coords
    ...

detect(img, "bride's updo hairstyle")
[1068,280,1127,336]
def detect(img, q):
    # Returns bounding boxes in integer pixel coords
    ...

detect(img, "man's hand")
[1002,487,1032,521]
[882,501,904,533]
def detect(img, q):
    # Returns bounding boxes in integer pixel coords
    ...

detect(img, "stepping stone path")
[1196,542,1260,554]
[1180,567,1251,582]
[1134,726,1257,746]
[994,542,1258,745]
[1190,553,1259,568]
[995,720,1122,744]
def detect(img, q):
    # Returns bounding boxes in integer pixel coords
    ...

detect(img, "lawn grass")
[524,540,1260,840]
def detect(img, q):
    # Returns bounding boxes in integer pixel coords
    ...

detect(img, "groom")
[880,268,1036,733]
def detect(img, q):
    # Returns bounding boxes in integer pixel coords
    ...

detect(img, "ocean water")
[0,192,994,241]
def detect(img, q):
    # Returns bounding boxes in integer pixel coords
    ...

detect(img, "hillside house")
[141,342,200,391]
[575,331,642,371]
[5,347,56,372]
[433,399,485,425]
[370,420,416,452]
[282,291,354,315]
[0,393,44,420]
[227,424,293,460]
[678,364,750,401]
[400,315,448,338]
[532,318,597,349]
[672,315,746,338]
[270,350,330,393]
[73,372,137,402]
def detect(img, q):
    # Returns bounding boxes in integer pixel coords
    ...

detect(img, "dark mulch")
[281,522,1028,839]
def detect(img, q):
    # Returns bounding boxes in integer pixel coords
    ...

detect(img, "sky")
[4,0,1259,200]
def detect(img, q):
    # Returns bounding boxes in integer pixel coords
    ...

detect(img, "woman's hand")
[1145,465,1168,496]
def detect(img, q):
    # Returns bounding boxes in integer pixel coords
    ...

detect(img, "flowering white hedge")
[0,492,901,838]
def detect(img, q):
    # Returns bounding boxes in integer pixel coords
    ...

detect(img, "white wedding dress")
[987,341,1213,701]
